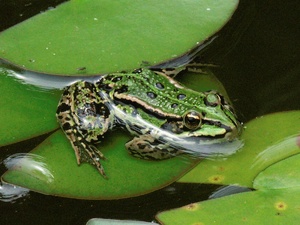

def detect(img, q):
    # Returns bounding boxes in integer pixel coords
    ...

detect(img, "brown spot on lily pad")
[208,175,224,183]
[275,201,287,211]
[218,166,225,171]
[183,203,199,211]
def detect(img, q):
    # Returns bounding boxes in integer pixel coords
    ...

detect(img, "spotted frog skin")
[56,66,241,178]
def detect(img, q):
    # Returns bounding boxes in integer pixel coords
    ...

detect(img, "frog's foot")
[72,137,107,178]
[125,135,182,160]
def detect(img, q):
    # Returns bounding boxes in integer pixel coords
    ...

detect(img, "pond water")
[0,0,299,224]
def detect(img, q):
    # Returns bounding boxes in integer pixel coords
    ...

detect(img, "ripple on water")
[2,153,55,193]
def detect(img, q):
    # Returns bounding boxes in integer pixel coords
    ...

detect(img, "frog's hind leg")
[56,81,113,178]
[125,135,182,160]
[65,131,107,177]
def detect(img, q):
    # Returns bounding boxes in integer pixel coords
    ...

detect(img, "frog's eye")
[205,93,221,107]
[183,111,202,130]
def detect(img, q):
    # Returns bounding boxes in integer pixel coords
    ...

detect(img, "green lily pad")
[157,132,300,225]
[0,0,238,75]
[156,189,300,224]
[254,153,300,190]
[179,110,300,187]
[0,67,60,146]
[2,130,198,199]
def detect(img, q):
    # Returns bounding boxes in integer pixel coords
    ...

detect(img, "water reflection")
[0,58,99,90]
[87,218,159,225]
[3,153,54,184]
[167,137,244,162]
[0,182,29,203]
[251,134,300,172]
[209,185,252,199]
[150,36,217,69]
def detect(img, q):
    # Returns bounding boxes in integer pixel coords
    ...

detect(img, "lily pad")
[254,153,300,190]
[179,110,300,187]
[157,133,300,225]
[2,130,198,199]
[0,67,60,146]
[0,0,239,75]
[156,189,300,224]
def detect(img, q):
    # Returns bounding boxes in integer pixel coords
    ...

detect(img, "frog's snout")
[225,121,242,141]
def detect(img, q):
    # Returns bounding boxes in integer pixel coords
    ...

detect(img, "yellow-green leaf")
[179,111,300,187]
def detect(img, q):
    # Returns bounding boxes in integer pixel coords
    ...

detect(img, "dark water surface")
[0,0,299,224]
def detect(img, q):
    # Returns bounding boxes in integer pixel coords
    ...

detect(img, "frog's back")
[98,68,207,118]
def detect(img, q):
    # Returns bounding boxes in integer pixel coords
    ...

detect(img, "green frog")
[56,66,241,178]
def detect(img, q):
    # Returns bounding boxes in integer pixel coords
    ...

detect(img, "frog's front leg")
[56,81,113,178]
[125,135,183,160]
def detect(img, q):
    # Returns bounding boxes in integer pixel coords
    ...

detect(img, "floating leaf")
[156,189,300,224]
[2,130,198,199]
[0,0,238,75]
[0,68,60,146]
[179,111,300,187]
[157,111,300,224]
[254,153,300,190]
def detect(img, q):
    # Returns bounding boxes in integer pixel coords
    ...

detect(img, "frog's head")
[179,91,242,142]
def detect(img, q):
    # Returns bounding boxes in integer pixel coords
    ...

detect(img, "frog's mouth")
[167,116,243,157]
[159,130,244,158]
[225,121,242,141]
[167,126,243,158]
[178,117,241,141]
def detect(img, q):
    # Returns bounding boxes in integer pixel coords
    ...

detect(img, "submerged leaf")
[0,0,239,75]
